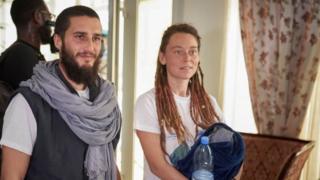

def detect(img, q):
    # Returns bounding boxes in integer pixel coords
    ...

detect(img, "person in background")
[0,0,54,172]
[0,0,54,90]
[134,23,242,180]
[0,5,122,180]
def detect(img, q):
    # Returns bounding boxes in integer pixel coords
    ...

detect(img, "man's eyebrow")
[170,45,198,49]
[73,31,87,35]
[93,33,103,37]
[170,45,183,49]
[72,32,102,35]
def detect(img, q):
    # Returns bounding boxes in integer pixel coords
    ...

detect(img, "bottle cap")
[201,136,209,145]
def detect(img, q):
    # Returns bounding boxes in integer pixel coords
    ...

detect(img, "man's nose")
[84,39,95,52]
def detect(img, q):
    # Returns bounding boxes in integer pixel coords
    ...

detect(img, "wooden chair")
[240,132,314,180]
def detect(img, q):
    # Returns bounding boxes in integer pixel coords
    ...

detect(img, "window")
[222,0,256,133]
[133,0,172,179]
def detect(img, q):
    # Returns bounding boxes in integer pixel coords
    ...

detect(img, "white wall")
[172,0,228,100]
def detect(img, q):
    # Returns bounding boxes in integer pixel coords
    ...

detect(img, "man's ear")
[33,8,44,25]
[53,34,62,51]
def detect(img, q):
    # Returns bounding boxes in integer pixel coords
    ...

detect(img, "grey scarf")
[21,60,121,180]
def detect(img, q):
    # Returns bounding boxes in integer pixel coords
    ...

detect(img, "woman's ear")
[53,34,62,51]
[159,52,166,65]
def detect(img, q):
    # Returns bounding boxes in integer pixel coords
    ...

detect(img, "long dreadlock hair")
[155,23,220,154]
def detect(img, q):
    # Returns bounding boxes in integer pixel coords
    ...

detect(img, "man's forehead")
[70,16,101,27]
[69,15,100,21]
[68,16,102,32]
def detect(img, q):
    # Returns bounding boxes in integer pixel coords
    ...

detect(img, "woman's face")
[159,32,200,83]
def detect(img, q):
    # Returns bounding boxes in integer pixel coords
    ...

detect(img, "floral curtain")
[239,0,320,137]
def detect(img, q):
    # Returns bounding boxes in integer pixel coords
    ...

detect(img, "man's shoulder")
[14,87,42,106]
[4,42,37,56]
[1,41,38,61]
[14,87,47,118]
[0,42,40,72]
[15,87,40,99]
[97,78,116,92]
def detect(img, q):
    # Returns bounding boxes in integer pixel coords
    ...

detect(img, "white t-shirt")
[0,88,90,155]
[134,89,224,180]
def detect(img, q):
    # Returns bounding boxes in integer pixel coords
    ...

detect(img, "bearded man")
[0,0,54,90]
[0,5,122,180]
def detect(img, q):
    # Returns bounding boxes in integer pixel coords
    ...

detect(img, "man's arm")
[1,146,30,180]
[136,130,187,180]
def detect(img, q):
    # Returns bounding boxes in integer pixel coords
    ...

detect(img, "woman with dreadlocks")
[134,24,242,180]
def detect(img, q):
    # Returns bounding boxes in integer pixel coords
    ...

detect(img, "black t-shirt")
[0,40,45,90]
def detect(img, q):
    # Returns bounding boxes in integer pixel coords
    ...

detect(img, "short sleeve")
[134,90,160,134]
[210,96,225,123]
[0,93,37,155]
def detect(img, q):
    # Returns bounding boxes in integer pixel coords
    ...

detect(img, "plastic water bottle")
[192,136,214,180]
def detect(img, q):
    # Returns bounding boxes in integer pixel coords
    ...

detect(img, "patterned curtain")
[239,0,320,137]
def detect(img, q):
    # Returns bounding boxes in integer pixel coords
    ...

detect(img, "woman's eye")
[190,50,198,56]
[175,50,182,55]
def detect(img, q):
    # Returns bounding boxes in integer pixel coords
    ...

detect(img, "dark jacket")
[175,123,245,180]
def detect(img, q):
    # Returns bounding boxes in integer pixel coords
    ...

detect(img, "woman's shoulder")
[136,88,155,102]
[207,94,225,122]
[207,94,217,100]
[208,95,219,106]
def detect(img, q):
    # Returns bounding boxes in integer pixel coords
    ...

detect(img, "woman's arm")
[136,130,187,180]
[1,146,30,180]
[234,164,243,180]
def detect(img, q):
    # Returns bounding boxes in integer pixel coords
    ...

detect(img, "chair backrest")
[279,141,314,180]
[240,132,314,180]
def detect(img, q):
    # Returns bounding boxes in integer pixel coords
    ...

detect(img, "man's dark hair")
[10,0,46,28]
[54,5,100,38]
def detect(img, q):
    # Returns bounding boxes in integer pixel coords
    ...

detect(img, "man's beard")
[60,43,101,86]
[39,24,52,44]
